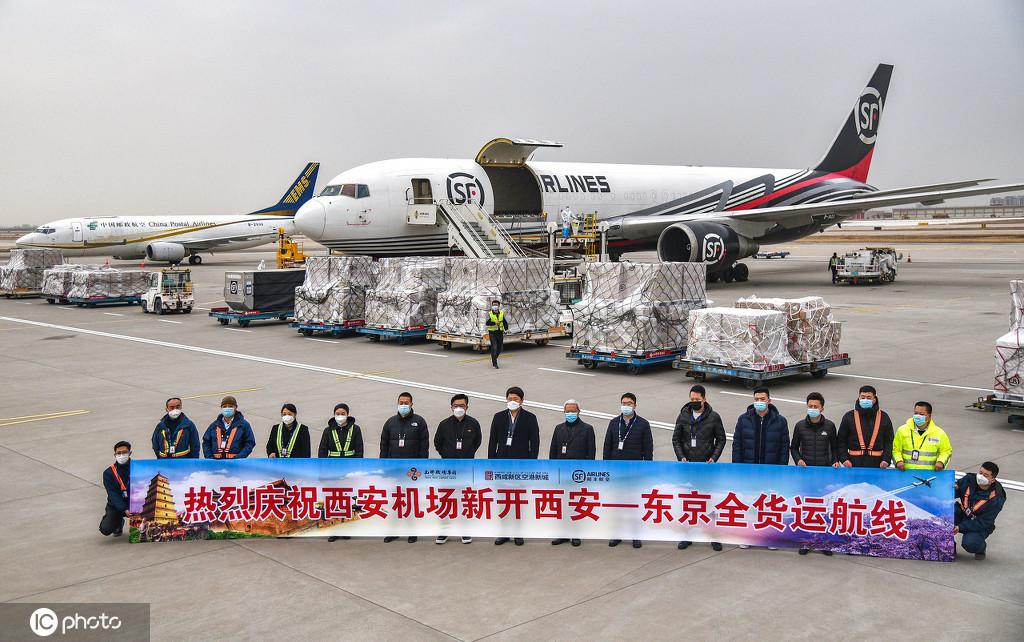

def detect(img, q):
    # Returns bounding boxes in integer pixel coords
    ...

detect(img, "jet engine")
[656,222,758,273]
[146,242,187,263]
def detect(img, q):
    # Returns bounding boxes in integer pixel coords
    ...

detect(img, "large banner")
[128,459,955,561]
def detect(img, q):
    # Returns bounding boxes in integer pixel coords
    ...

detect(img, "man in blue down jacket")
[732,387,790,466]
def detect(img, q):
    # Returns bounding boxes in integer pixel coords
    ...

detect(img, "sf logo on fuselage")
[855,87,883,144]
[702,233,725,262]
[447,172,485,206]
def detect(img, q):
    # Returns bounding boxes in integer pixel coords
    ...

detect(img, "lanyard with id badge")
[909,429,926,461]
[618,417,633,451]
[506,411,517,447]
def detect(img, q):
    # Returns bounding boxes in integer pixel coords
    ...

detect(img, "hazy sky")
[1,0,1022,226]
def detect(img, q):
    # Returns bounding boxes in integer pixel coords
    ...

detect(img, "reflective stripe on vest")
[961,485,996,517]
[849,410,883,457]
[109,464,127,498]
[329,426,355,457]
[275,423,300,457]
[486,310,504,332]
[216,425,238,458]
[161,427,189,458]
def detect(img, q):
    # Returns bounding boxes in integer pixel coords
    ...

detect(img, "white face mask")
[507,400,520,411]
[335,414,348,424]
[621,405,635,416]
[977,473,992,488]
[115,454,130,465]
[167,408,182,419]
[491,305,499,311]
[281,415,295,425]
[452,407,467,418]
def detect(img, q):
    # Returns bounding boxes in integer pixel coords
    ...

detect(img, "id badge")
[911,450,920,461]
[219,440,227,450]
[561,445,567,455]
[618,440,624,451]
[122,491,128,499]
[169,446,176,455]
[455,440,463,450]
[506,436,513,447]
[281,449,289,458]
[398,438,405,448]
[690,438,697,448]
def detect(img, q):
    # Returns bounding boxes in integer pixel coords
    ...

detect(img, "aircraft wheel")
[722,267,736,283]
[733,263,750,282]
[188,255,202,265]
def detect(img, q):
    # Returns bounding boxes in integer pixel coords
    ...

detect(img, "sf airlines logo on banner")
[128,460,955,561]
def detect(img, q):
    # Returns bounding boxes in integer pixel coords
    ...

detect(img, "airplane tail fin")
[248,162,320,216]
[813,64,893,183]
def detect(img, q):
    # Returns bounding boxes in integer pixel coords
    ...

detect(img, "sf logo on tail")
[855,87,883,144]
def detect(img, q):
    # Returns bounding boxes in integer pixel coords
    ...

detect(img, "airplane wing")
[617,181,1024,239]
[178,233,275,252]
[843,178,994,199]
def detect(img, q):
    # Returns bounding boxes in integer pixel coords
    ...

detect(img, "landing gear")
[732,262,749,282]
[710,262,750,284]
[188,254,202,265]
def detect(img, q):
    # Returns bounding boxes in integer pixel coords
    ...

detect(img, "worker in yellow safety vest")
[486,299,509,369]
[893,401,952,471]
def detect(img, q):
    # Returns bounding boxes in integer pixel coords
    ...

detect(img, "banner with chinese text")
[128,459,955,561]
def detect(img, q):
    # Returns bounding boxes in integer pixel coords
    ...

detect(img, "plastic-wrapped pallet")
[735,295,841,361]
[67,268,152,299]
[41,265,102,299]
[570,262,707,353]
[0,248,64,291]
[994,328,1024,402]
[364,257,452,329]
[1010,280,1023,330]
[435,258,561,335]
[5,248,64,269]
[687,307,797,369]
[293,256,375,325]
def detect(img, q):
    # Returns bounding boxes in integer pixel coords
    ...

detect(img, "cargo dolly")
[428,326,567,352]
[290,319,365,337]
[2,289,42,299]
[67,295,141,307]
[674,354,852,389]
[210,307,292,327]
[970,394,1024,425]
[357,325,430,345]
[753,251,791,259]
[567,348,685,375]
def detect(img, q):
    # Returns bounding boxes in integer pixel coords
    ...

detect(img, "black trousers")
[830,267,837,283]
[99,504,126,536]
[489,331,504,365]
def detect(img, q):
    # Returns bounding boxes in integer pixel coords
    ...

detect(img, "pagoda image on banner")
[141,472,177,524]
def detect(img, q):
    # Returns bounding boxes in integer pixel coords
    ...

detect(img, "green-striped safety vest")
[328,424,356,457]
[276,423,301,457]
[486,310,504,332]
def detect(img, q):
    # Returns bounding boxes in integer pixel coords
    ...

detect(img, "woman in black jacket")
[318,403,364,458]
[266,403,311,458]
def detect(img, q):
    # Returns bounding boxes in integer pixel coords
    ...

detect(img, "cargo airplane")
[16,163,319,265]
[294,64,1023,281]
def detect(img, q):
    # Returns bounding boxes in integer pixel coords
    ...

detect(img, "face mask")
[398,404,411,416]
[976,473,992,488]
[507,401,521,412]
[620,405,634,416]
[858,399,874,410]
[491,305,499,311]
[565,412,578,423]
[281,415,295,425]
[452,407,467,418]
[913,414,927,427]
[807,408,821,419]
[753,401,768,413]
[221,407,235,418]
[691,401,703,410]
[115,454,130,465]
[167,409,182,419]
[335,414,348,424]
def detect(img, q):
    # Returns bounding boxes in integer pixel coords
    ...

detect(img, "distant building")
[991,196,1024,207]
[891,206,1024,219]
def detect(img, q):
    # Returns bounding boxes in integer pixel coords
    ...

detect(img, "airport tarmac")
[1,242,1022,640]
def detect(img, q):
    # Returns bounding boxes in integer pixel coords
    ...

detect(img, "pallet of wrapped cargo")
[735,295,842,362]
[42,265,102,303]
[994,329,1024,403]
[430,258,565,351]
[0,248,64,297]
[567,262,706,371]
[291,256,374,335]
[360,257,451,342]
[1011,280,1023,330]
[66,268,151,306]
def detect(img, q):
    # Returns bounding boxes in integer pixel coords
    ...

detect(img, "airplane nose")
[294,200,327,239]
[15,234,32,248]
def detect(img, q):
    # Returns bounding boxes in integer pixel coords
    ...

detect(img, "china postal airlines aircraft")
[16,163,319,265]
[294,64,1023,281]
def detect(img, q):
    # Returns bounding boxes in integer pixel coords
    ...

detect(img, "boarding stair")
[437,201,524,258]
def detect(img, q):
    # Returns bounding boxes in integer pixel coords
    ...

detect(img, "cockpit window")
[340,184,356,198]
[320,185,343,196]
[356,184,370,199]
[319,183,369,198]
[34,226,56,234]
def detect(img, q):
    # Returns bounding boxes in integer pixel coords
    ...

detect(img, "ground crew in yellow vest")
[266,403,311,458]
[318,403,364,458]
[893,401,952,471]
[487,299,509,369]
[151,397,200,459]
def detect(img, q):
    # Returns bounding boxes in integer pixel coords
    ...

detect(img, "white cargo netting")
[364,257,452,329]
[41,265,103,298]
[1010,280,1023,330]
[570,262,707,354]
[66,268,151,299]
[734,295,842,362]
[0,249,64,291]
[687,307,797,369]
[294,256,375,325]
[435,258,561,336]
[994,281,1024,401]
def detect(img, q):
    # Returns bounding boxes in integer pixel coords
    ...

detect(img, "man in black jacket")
[604,392,653,549]
[100,441,132,537]
[550,399,595,547]
[790,392,838,556]
[672,385,725,552]
[837,385,893,469]
[380,391,429,543]
[434,393,482,545]
[488,386,540,546]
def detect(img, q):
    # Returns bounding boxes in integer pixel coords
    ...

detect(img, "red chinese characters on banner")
[427,487,459,520]
[182,486,218,524]
[357,485,389,519]
[677,491,712,525]
[714,492,750,528]
[641,489,674,523]
[790,496,829,533]
[869,499,909,540]
[752,493,788,532]
[218,485,253,522]
[829,497,870,536]
[568,489,601,521]
[322,487,355,520]
[533,489,564,519]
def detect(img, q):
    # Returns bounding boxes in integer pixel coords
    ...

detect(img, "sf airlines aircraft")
[16,163,319,265]
[295,64,1024,281]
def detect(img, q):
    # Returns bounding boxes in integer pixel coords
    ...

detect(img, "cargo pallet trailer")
[357,325,430,345]
[67,295,141,307]
[2,289,42,299]
[970,395,1024,425]
[428,326,567,352]
[210,307,292,327]
[674,354,852,389]
[290,319,365,337]
[567,348,685,374]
